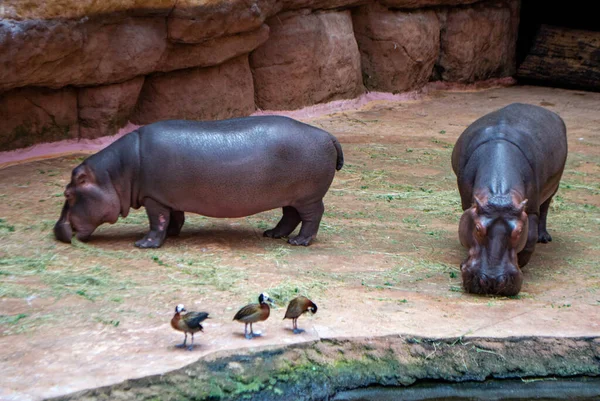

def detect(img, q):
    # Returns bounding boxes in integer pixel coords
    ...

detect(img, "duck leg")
[188,333,194,351]
[244,323,252,340]
[176,333,188,348]
[293,318,304,334]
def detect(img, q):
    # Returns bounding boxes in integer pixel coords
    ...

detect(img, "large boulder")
[0,0,177,20]
[0,87,78,151]
[159,25,270,71]
[0,18,269,93]
[378,0,482,8]
[250,10,364,110]
[167,0,277,43]
[131,55,255,124]
[435,0,520,82]
[353,4,440,93]
[0,17,166,92]
[77,77,145,139]
[281,0,367,11]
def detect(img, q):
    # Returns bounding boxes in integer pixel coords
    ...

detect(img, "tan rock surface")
[435,0,520,82]
[0,87,78,151]
[251,10,365,110]
[379,0,482,8]
[167,0,277,43]
[0,17,167,92]
[77,77,145,139]
[131,55,255,124]
[159,24,270,71]
[353,4,440,93]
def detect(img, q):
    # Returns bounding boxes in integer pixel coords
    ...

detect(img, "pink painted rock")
[353,4,440,93]
[250,10,364,110]
[77,77,145,139]
[159,25,270,71]
[436,0,520,82]
[131,55,255,124]
[378,0,482,8]
[167,0,277,43]
[0,87,78,151]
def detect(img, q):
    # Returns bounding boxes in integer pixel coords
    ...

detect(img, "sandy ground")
[0,85,599,401]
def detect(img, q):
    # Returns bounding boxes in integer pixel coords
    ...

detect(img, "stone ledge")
[51,335,600,401]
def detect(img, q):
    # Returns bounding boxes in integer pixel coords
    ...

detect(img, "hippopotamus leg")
[264,207,301,239]
[135,198,171,248]
[518,214,540,268]
[537,196,554,243]
[167,211,185,237]
[288,200,324,246]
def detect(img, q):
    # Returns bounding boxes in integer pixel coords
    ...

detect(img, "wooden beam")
[517,24,600,90]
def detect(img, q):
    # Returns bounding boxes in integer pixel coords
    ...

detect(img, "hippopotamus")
[451,103,567,296]
[54,116,344,248]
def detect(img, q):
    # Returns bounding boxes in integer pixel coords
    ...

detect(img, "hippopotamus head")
[459,193,529,296]
[54,163,121,243]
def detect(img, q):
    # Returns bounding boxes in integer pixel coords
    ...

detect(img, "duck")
[171,304,209,351]
[284,296,317,334]
[233,292,274,339]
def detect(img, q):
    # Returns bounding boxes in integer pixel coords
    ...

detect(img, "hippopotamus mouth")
[53,201,94,243]
[461,261,523,296]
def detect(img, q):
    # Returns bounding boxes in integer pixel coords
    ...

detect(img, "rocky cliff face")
[0,0,520,151]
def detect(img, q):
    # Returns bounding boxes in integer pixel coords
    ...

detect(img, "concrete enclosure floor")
[0,85,599,401]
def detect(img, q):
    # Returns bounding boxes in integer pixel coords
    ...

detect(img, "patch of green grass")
[71,239,136,260]
[172,254,247,293]
[264,279,329,307]
[95,317,120,327]
[0,313,28,325]
[42,264,114,301]
[0,218,15,233]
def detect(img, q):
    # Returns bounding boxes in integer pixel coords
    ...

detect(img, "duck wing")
[183,311,209,329]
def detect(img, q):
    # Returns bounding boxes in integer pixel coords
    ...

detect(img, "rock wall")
[0,0,520,151]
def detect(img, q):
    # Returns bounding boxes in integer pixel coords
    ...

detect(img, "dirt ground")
[0,85,599,401]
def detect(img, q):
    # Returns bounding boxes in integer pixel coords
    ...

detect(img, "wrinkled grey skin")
[452,103,567,296]
[55,116,344,248]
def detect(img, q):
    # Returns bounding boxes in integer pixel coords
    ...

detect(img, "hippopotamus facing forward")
[452,103,567,296]
[54,116,343,248]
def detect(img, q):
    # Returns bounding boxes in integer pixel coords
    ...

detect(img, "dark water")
[333,377,600,401]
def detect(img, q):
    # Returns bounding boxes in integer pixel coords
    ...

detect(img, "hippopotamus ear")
[473,196,485,213]
[517,199,528,213]
[73,165,95,187]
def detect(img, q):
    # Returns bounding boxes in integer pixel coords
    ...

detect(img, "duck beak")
[267,297,276,306]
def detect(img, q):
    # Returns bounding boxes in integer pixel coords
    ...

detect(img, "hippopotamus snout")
[53,201,96,243]
[461,261,523,296]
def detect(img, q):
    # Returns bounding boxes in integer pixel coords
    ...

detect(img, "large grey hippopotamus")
[452,103,567,296]
[54,116,343,248]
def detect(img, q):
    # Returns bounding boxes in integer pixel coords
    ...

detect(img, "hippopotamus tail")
[330,134,344,171]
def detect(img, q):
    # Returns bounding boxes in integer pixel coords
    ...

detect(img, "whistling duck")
[171,304,209,350]
[284,296,317,334]
[233,292,274,339]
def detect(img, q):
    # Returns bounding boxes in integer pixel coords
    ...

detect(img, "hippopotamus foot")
[135,198,170,248]
[288,235,314,246]
[538,230,552,243]
[167,211,185,237]
[517,250,533,268]
[537,196,553,244]
[286,201,324,246]
[263,206,301,239]
[135,231,166,248]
